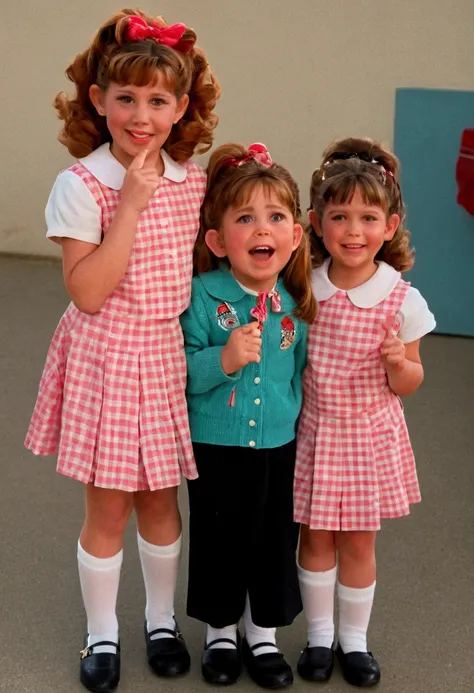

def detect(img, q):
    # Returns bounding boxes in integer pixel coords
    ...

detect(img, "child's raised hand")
[220,323,262,375]
[121,149,161,213]
[380,315,405,371]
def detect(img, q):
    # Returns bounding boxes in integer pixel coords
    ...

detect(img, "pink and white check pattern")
[25,161,206,491]
[294,279,421,531]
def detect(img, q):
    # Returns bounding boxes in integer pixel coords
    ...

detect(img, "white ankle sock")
[77,541,122,655]
[244,594,277,655]
[137,532,181,640]
[298,564,337,648]
[206,623,238,650]
[337,582,376,654]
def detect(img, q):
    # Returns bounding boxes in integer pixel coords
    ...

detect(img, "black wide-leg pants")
[186,440,302,628]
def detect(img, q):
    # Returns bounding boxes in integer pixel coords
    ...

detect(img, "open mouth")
[342,244,365,250]
[249,246,275,261]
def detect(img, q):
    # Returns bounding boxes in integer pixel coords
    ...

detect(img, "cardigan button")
[254,398,261,405]
[249,420,256,427]
[254,377,261,384]
[249,440,256,447]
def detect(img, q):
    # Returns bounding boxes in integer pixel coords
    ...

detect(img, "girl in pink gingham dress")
[24,8,219,691]
[294,138,435,687]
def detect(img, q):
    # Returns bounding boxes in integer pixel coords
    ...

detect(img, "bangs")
[107,53,176,91]
[323,174,388,211]
[228,176,296,216]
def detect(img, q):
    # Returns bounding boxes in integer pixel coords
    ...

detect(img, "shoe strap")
[80,641,120,659]
[205,637,237,650]
[148,626,181,639]
[250,641,279,652]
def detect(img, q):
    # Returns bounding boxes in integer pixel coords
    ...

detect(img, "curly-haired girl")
[294,138,435,687]
[25,8,219,691]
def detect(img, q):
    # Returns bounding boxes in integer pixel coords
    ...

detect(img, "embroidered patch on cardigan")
[280,315,295,349]
[216,302,240,331]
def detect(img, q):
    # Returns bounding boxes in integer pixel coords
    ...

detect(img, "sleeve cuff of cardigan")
[192,346,242,392]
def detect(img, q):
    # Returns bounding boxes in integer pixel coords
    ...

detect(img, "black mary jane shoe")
[336,645,380,687]
[242,637,293,689]
[297,643,335,682]
[79,638,120,693]
[145,619,191,677]
[201,632,242,685]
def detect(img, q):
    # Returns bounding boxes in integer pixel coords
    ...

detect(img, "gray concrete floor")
[0,255,473,693]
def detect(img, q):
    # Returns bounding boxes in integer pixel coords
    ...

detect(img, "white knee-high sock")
[298,564,337,648]
[137,532,181,640]
[337,582,376,654]
[244,593,277,655]
[77,541,122,655]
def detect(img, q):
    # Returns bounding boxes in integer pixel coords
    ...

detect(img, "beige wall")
[2,0,474,257]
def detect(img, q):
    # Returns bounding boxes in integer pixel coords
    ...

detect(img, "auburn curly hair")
[194,143,317,324]
[308,137,414,272]
[54,8,220,161]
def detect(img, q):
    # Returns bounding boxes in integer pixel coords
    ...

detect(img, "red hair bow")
[225,143,273,169]
[247,143,273,167]
[124,16,195,53]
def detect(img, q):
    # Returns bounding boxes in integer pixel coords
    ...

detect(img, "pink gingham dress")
[294,260,434,531]
[25,144,205,491]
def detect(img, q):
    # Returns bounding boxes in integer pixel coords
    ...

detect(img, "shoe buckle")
[80,645,91,660]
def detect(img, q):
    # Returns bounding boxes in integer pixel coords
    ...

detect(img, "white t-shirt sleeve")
[398,287,436,343]
[45,170,102,245]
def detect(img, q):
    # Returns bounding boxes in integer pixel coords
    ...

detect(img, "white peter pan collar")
[78,142,187,189]
[312,258,402,308]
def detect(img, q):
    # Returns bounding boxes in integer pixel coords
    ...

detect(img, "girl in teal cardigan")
[180,142,317,688]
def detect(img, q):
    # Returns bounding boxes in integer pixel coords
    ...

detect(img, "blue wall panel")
[394,88,474,336]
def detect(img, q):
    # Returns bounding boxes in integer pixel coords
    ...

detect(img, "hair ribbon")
[224,143,273,169]
[124,16,195,53]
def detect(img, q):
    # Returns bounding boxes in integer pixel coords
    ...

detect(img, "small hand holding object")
[121,149,161,213]
[380,314,405,371]
[220,323,262,375]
